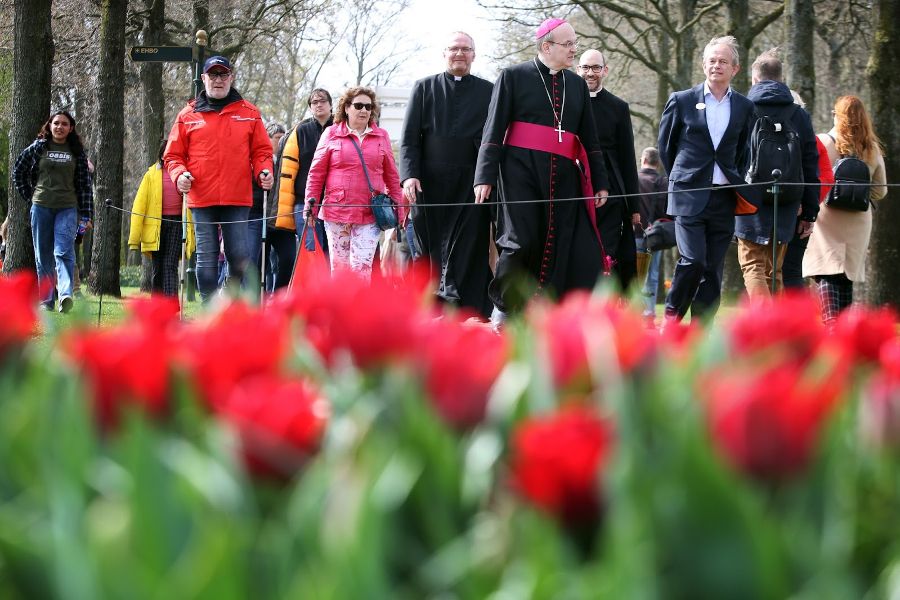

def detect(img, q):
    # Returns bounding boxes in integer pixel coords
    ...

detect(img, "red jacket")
[304,122,406,225]
[164,94,273,209]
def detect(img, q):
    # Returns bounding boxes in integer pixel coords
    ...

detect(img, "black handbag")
[349,137,398,231]
[644,218,676,252]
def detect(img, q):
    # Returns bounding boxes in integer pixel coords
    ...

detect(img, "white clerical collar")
[589,89,602,98]
[536,54,561,75]
[454,76,462,81]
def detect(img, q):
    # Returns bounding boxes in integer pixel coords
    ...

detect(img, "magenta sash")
[504,121,611,272]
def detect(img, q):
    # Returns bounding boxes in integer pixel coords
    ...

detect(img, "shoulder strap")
[349,137,377,195]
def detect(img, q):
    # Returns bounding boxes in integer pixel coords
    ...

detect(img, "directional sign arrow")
[129,46,193,62]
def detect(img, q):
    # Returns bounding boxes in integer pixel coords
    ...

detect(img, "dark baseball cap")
[203,56,232,74]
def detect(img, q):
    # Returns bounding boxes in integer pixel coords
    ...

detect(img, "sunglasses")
[351,102,373,111]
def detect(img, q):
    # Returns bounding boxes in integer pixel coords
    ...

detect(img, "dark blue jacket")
[735,80,819,245]
[657,83,758,217]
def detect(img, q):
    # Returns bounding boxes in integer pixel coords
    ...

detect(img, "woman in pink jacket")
[303,86,406,279]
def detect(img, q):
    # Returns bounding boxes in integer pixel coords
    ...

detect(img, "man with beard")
[165,56,274,301]
[474,18,610,330]
[578,48,640,291]
[401,32,493,316]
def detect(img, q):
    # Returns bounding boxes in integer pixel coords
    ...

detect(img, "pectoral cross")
[555,123,564,143]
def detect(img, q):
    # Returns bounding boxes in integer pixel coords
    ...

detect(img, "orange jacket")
[164,93,273,209]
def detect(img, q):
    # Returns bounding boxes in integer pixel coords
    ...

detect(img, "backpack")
[745,104,803,205]
[825,135,871,212]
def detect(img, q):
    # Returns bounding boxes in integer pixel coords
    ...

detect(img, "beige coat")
[802,131,887,281]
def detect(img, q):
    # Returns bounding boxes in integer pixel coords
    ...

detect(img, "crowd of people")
[6,19,888,328]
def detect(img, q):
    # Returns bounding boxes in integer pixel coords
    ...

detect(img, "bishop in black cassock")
[400,32,494,317]
[578,49,640,292]
[474,19,610,323]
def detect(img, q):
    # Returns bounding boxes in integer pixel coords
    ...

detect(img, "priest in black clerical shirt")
[474,18,610,330]
[400,32,494,318]
[578,48,641,292]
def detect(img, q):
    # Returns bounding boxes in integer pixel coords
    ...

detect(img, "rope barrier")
[107,178,898,226]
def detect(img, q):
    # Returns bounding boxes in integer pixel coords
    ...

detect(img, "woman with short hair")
[802,95,888,323]
[303,86,405,279]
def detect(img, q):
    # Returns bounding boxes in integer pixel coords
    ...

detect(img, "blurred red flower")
[416,317,508,429]
[175,301,289,410]
[859,339,900,449]
[64,324,172,430]
[284,270,430,369]
[703,358,848,482]
[728,293,824,362]
[0,272,39,358]
[830,305,898,365]
[530,292,655,392]
[219,375,330,480]
[509,406,614,524]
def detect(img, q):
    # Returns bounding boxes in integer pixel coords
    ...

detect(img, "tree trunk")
[865,0,900,309]
[675,0,698,91]
[3,0,53,274]
[786,0,816,115]
[87,0,127,296]
[138,0,165,293]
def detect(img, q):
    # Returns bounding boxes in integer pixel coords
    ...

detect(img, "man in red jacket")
[164,56,274,301]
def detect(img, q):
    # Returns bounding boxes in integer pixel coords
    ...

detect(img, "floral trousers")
[323,221,381,279]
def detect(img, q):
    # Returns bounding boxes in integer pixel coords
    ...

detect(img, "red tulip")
[64,324,172,430]
[285,269,430,369]
[703,358,847,481]
[830,305,898,365]
[0,272,39,358]
[416,317,508,429]
[728,292,825,362]
[530,292,655,392]
[219,375,330,480]
[509,406,614,524]
[175,301,289,410]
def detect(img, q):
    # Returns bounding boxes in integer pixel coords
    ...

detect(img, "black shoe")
[41,301,55,312]
[59,296,74,313]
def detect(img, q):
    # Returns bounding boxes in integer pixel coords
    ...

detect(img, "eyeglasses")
[548,40,578,50]
[577,64,605,73]
[446,46,474,54]
[351,102,373,111]
[205,71,231,81]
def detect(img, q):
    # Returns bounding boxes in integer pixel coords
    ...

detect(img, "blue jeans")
[636,236,662,317]
[191,206,250,301]
[30,204,77,306]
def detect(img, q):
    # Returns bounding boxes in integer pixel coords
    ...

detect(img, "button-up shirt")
[703,82,732,185]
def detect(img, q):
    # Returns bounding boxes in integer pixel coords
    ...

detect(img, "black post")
[770,169,782,295]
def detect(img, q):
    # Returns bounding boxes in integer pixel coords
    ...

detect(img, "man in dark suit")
[578,49,640,291]
[658,35,758,322]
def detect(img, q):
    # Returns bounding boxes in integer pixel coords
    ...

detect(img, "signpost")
[129,46,193,62]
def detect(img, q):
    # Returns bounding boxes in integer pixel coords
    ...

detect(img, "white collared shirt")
[351,125,373,141]
[703,82,732,185]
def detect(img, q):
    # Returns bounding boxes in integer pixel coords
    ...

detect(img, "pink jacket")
[304,121,406,225]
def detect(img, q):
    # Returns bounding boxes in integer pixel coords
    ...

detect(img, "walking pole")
[770,168,782,296]
[97,199,111,326]
[259,169,270,305]
[179,193,189,321]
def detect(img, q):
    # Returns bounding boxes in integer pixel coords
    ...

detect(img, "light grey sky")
[395,0,500,84]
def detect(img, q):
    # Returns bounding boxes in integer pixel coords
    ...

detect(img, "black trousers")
[665,188,736,320]
[151,217,183,297]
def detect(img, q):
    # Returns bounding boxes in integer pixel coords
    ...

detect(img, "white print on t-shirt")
[46,151,72,162]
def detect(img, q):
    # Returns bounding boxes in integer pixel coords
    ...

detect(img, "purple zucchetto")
[535,18,567,40]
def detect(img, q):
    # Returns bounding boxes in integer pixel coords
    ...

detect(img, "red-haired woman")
[802,95,887,323]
